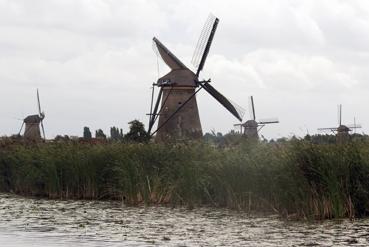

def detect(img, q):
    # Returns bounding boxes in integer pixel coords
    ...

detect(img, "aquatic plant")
[1,138,369,219]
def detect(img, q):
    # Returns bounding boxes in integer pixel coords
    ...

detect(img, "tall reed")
[1,138,369,219]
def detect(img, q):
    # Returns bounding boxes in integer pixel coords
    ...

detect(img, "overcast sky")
[1,0,369,139]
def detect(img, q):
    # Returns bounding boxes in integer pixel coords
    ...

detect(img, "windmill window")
[178,101,182,105]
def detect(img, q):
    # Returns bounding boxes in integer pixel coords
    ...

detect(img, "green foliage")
[2,137,369,219]
[83,127,92,139]
[110,127,123,141]
[95,129,106,139]
[54,135,70,142]
[124,120,150,143]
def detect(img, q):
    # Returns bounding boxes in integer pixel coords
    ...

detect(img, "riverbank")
[1,139,369,219]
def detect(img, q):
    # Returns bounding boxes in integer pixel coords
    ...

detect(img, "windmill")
[318,104,361,143]
[234,96,279,139]
[148,14,245,141]
[18,89,46,142]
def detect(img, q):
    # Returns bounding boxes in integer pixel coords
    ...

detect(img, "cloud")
[1,0,369,139]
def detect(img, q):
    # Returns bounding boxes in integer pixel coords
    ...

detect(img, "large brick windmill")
[18,89,46,142]
[148,15,245,141]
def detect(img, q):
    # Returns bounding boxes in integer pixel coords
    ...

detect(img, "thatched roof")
[24,114,42,124]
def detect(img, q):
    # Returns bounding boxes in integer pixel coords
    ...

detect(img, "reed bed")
[1,138,369,219]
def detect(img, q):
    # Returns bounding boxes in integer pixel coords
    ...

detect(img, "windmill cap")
[242,120,258,127]
[337,125,350,132]
[24,114,43,123]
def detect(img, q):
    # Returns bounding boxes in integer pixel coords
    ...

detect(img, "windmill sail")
[318,127,338,131]
[192,14,219,76]
[37,89,46,139]
[37,89,42,115]
[40,121,46,139]
[153,37,187,70]
[346,124,362,129]
[18,122,24,135]
[338,104,342,126]
[148,87,163,134]
[201,82,244,121]
[249,96,256,120]
[258,118,279,124]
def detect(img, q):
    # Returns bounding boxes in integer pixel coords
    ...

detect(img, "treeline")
[204,130,369,146]
[1,137,369,220]
[54,120,150,143]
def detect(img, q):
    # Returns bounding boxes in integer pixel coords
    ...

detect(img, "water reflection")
[0,193,368,246]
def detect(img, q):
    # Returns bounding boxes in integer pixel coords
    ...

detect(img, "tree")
[95,129,106,139]
[110,126,124,141]
[83,127,92,139]
[124,120,150,143]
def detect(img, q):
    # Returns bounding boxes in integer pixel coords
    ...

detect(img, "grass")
[1,137,369,219]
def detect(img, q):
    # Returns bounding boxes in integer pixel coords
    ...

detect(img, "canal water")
[0,193,368,246]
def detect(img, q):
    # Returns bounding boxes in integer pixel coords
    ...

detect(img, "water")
[0,193,368,246]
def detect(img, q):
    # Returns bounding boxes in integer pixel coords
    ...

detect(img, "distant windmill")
[234,96,279,139]
[148,14,245,141]
[18,89,46,141]
[318,104,361,143]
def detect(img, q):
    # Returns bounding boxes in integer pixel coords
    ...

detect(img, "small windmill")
[18,89,46,141]
[318,104,361,143]
[148,14,245,141]
[234,96,279,139]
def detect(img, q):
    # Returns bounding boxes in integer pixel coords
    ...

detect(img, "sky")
[1,0,369,139]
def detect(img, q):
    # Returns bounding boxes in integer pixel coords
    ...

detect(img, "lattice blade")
[37,89,42,116]
[191,14,218,75]
[337,104,342,126]
[346,124,362,129]
[258,118,279,124]
[318,127,337,131]
[18,122,24,135]
[249,96,256,120]
[41,120,46,140]
[148,87,163,134]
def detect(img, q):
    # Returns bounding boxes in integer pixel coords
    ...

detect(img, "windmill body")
[23,114,44,141]
[242,120,259,139]
[336,125,350,143]
[148,15,244,142]
[156,86,203,141]
[19,89,46,142]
